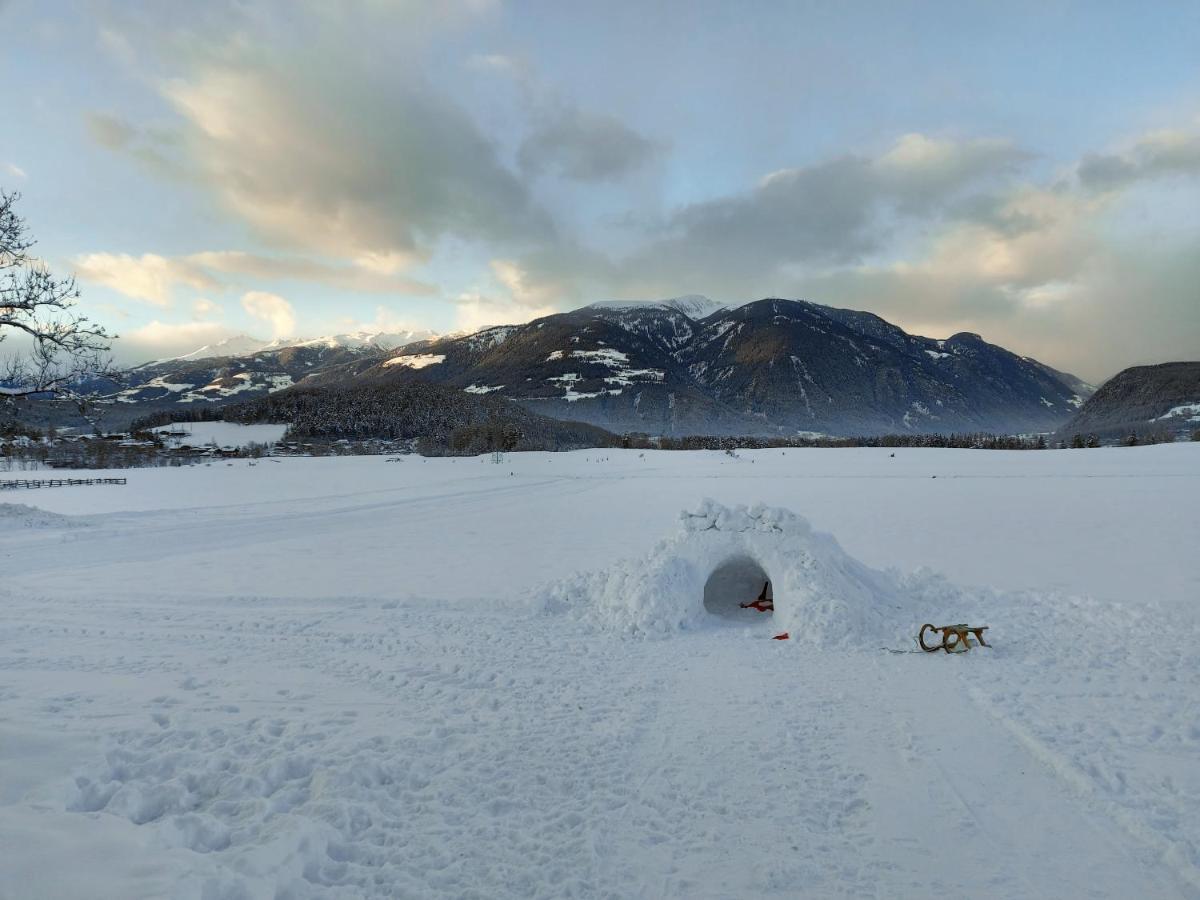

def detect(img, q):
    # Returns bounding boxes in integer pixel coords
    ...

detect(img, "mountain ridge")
[359,297,1093,436]
[1058,361,1200,439]
[18,296,1097,437]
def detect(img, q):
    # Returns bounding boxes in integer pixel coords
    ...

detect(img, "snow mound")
[538,499,938,643]
[0,503,87,529]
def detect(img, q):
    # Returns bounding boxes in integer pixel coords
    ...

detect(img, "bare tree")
[1,190,115,404]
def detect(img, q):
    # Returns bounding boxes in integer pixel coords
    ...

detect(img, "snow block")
[537,499,913,644]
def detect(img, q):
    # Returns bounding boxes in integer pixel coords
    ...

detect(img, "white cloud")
[466,53,530,79]
[3,162,27,179]
[157,53,549,264]
[489,259,560,308]
[240,290,296,338]
[453,291,556,334]
[187,251,435,294]
[191,297,222,320]
[74,249,436,303]
[114,319,235,365]
[73,253,216,306]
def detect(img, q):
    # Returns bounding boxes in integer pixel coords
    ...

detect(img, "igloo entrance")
[703,556,773,620]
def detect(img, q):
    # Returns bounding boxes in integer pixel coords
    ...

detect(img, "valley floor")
[1,445,1198,898]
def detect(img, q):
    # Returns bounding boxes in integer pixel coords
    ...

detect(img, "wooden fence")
[0,477,128,490]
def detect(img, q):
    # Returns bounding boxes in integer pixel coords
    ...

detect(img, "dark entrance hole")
[703,556,773,620]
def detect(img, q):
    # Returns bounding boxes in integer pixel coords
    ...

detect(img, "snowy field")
[1,445,1198,899]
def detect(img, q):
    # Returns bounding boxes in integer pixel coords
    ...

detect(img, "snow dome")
[538,499,917,644]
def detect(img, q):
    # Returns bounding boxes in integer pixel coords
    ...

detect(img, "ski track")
[2,446,1198,898]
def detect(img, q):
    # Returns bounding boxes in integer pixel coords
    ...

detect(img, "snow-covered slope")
[165,334,271,363]
[166,329,441,363]
[71,334,443,431]
[585,294,729,319]
[1,445,1198,898]
[259,329,440,353]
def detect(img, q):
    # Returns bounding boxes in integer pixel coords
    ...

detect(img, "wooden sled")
[919,623,989,653]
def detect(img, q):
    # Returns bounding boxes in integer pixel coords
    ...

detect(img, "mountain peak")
[261,330,439,353]
[661,295,727,319]
[584,295,728,320]
[171,334,269,362]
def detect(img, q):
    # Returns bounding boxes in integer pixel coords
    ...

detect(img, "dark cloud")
[83,110,189,179]
[1079,132,1200,191]
[86,112,137,150]
[518,106,657,182]
[1077,153,1139,190]
[608,136,1032,295]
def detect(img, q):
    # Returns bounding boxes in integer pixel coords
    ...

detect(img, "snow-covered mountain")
[43,295,1093,436]
[162,329,441,365]
[71,330,442,430]
[360,297,1094,436]
[164,334,272,364]
[258,329,441,353]
[586,294,730,320]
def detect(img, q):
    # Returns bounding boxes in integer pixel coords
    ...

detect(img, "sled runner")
[918,623,989,653]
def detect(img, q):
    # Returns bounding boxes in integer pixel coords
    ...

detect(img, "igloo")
[539,499,917,644]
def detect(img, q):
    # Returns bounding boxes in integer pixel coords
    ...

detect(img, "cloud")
[114,319,235,365]
[191,297,222,320]
[187,251,436,295]
[806,237,1200,383]
[453,290,557,334]
[73,253,218,306]
[1078,129,1200,191]
[82,111,185,177]
[312,304,438,341]
[872,134,1032,213]
[240,290,296,338]
[467,53,533,80]
[470,50,658,184]
[3,162,27,179]
[79,3,1200,381]
[488,259,561,308]
[519,106,658,182]
[86,113,138,150]
[603,133,1033,296]
[158,52,551,264]
[490,126,1196,381]
[775,177,1198,381]
[74,250,436,302]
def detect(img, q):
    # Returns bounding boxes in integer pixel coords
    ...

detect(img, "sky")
[1,0,1198,381]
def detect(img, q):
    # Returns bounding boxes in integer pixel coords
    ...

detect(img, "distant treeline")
[1061,424,1190,447]
[134,382,621,456]
[128,394,1200,458]
[619,432,1054,451]
[620,428,1197,451]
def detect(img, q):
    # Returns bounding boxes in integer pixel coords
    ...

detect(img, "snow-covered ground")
[1,445,1198,898]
